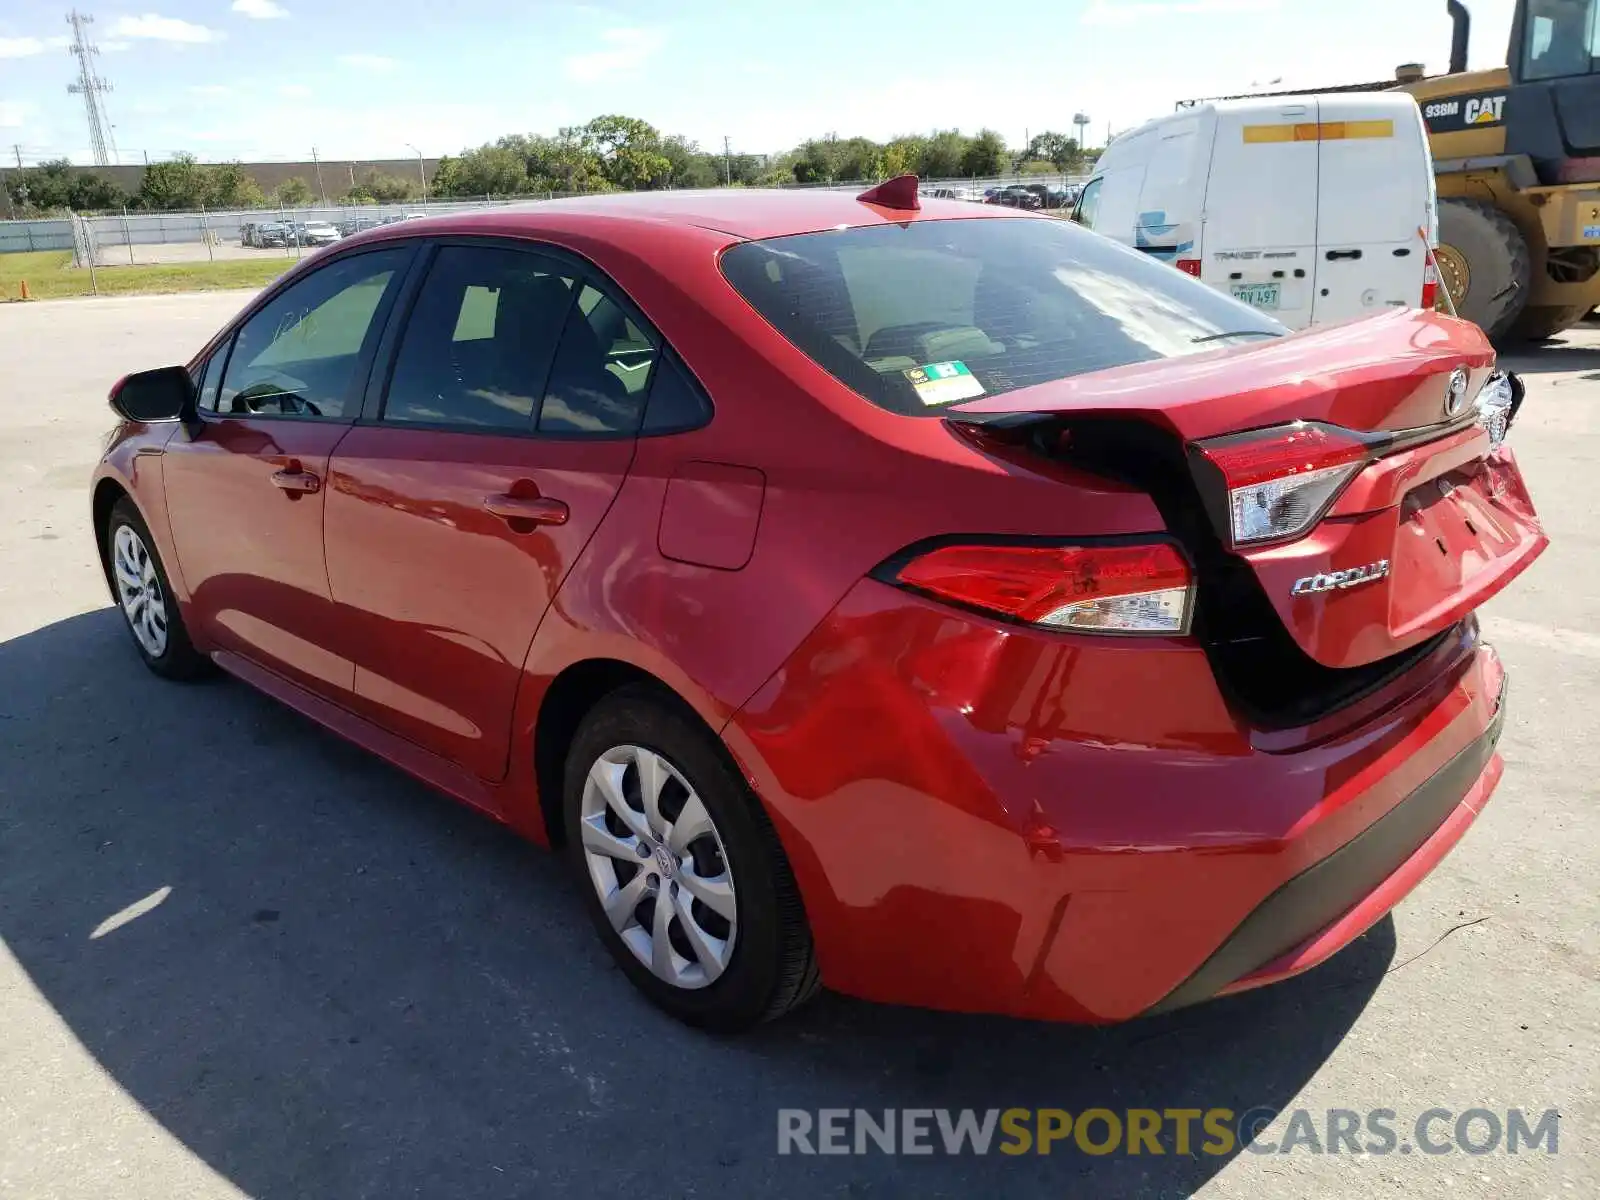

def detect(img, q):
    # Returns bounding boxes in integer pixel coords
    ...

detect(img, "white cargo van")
[1074,93,1438,329]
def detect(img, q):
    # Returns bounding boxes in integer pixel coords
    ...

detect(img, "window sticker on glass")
[904,360,985,406]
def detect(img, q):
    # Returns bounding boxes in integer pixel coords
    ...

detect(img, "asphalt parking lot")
[1,293,1596,1200]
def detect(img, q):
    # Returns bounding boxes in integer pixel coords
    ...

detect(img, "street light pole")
[406,144,427,205]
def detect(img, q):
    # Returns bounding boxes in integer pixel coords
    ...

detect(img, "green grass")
[0,250,291,301]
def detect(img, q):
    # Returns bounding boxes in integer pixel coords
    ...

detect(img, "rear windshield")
[719,217,1284,416]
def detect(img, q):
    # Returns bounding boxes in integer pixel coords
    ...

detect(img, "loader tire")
[1436,198,1532,341]
[1506,303,1593,343]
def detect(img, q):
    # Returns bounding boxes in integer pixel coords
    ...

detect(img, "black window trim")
[198,240,424,427]
[357,232,714,442]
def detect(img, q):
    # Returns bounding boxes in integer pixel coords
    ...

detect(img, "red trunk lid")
[952,310,1547,669]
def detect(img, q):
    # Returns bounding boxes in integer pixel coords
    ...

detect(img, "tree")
[659,135,720,188]
[581,115,671,190]
[2,159,129,213]
[961,129,1008,178]
[919,130,969,178]
[878,143,912,179]
[1023,131,1080,171]
[790,140,834,184]
[433,145,530,196]
[359,170,416,202]
[207,162,266,208]
[137,154,209,210]
[273,176,314,207]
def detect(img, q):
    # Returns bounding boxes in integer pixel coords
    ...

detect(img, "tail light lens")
[1190,422,1373,547]
[890,542,1193,635]
[1176,258,1203,278]
[1421,259,1439,310]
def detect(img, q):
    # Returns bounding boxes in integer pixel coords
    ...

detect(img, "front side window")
[719,217,1282,417]
[1524,0,1599,79]
[191,350,222,411]
[217,248,409,419]
[382,246,577,429]
[1073,178,1103,227]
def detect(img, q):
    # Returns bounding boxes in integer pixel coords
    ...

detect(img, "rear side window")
[719,218,1282,416]
[537,284,659,435]
[383,246,576,429]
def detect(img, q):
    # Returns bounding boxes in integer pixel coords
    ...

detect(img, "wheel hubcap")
[579,744,737,990]
[112,525,168,658]
[1434,242,1470,309]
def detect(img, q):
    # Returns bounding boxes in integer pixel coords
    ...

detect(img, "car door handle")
[270,466,321,494]
[484,493,569,526]
[1325,249,1364,261]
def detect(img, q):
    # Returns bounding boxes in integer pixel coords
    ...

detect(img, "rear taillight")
[890,542,1193,635]
[1190,422,1373,547]
[1421,260,1439,310]
[1176,258,1202,278]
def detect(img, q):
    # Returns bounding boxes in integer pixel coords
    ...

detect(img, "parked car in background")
[91,185,1542,1032]
[247,222,290,248]
[1022,182,1075,210]
[986,185,1043,210]
[299,221,340,247]
[337,216,381,237]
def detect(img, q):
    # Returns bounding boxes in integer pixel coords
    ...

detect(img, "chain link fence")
[3,174,1093,298]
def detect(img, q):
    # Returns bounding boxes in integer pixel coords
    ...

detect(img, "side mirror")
[109,366,196,424]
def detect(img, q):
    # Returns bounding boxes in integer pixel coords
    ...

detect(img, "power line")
[65,10,116,168]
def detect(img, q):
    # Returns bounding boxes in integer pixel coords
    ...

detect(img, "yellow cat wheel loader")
[1409,0,1599,340]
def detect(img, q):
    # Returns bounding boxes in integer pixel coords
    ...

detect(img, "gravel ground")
[0,294,1595,1199]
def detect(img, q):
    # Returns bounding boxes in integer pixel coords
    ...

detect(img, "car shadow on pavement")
[1499,341,1600,377]
[0,609,1394,1200]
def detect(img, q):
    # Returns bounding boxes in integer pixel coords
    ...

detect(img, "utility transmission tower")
[66,11,118,166]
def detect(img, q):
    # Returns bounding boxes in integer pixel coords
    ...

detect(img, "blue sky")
[1,0,1518,166]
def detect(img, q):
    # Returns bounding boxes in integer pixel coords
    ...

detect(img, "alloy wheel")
[579,744,738,989]
[112,524,169,658]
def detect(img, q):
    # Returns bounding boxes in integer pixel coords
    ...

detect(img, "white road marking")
[88,886,172,939]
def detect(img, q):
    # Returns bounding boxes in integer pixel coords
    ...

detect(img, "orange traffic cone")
[18,280,29,301]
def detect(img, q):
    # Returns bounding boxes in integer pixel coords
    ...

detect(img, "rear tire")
[1436,198,1531,341]
[105,498,212,681]
[563,685,819,1032]
[1506,303,1593,343]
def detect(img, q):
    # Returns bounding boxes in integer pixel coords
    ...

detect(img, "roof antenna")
[856,174,921,211]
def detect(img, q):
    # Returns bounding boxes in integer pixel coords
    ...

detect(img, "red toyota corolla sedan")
[90,180,1545,1031]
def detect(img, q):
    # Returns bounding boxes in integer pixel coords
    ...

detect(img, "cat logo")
[1422,92,1509,134]
[1464,95,1506,124]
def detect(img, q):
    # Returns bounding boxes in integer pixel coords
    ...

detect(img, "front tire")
[105,498,212,681]
[563,686,819,1032]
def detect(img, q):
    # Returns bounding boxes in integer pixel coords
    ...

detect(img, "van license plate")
[1231,283,1281,309]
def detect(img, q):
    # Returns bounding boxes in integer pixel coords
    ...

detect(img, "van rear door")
[1311,94,1432,325]
[1203,100,1319,329]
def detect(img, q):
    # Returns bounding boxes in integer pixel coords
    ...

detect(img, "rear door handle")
[270,464,321,494]
[1325,249,1364,261]
[484,493,569,526]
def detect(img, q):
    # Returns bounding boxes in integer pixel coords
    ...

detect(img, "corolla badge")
[1445,366,1471,417]
[1291,559,1391,596]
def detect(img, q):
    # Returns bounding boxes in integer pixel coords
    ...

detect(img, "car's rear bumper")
[724,578,1506,1023]
[1149,686,1503,1013]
